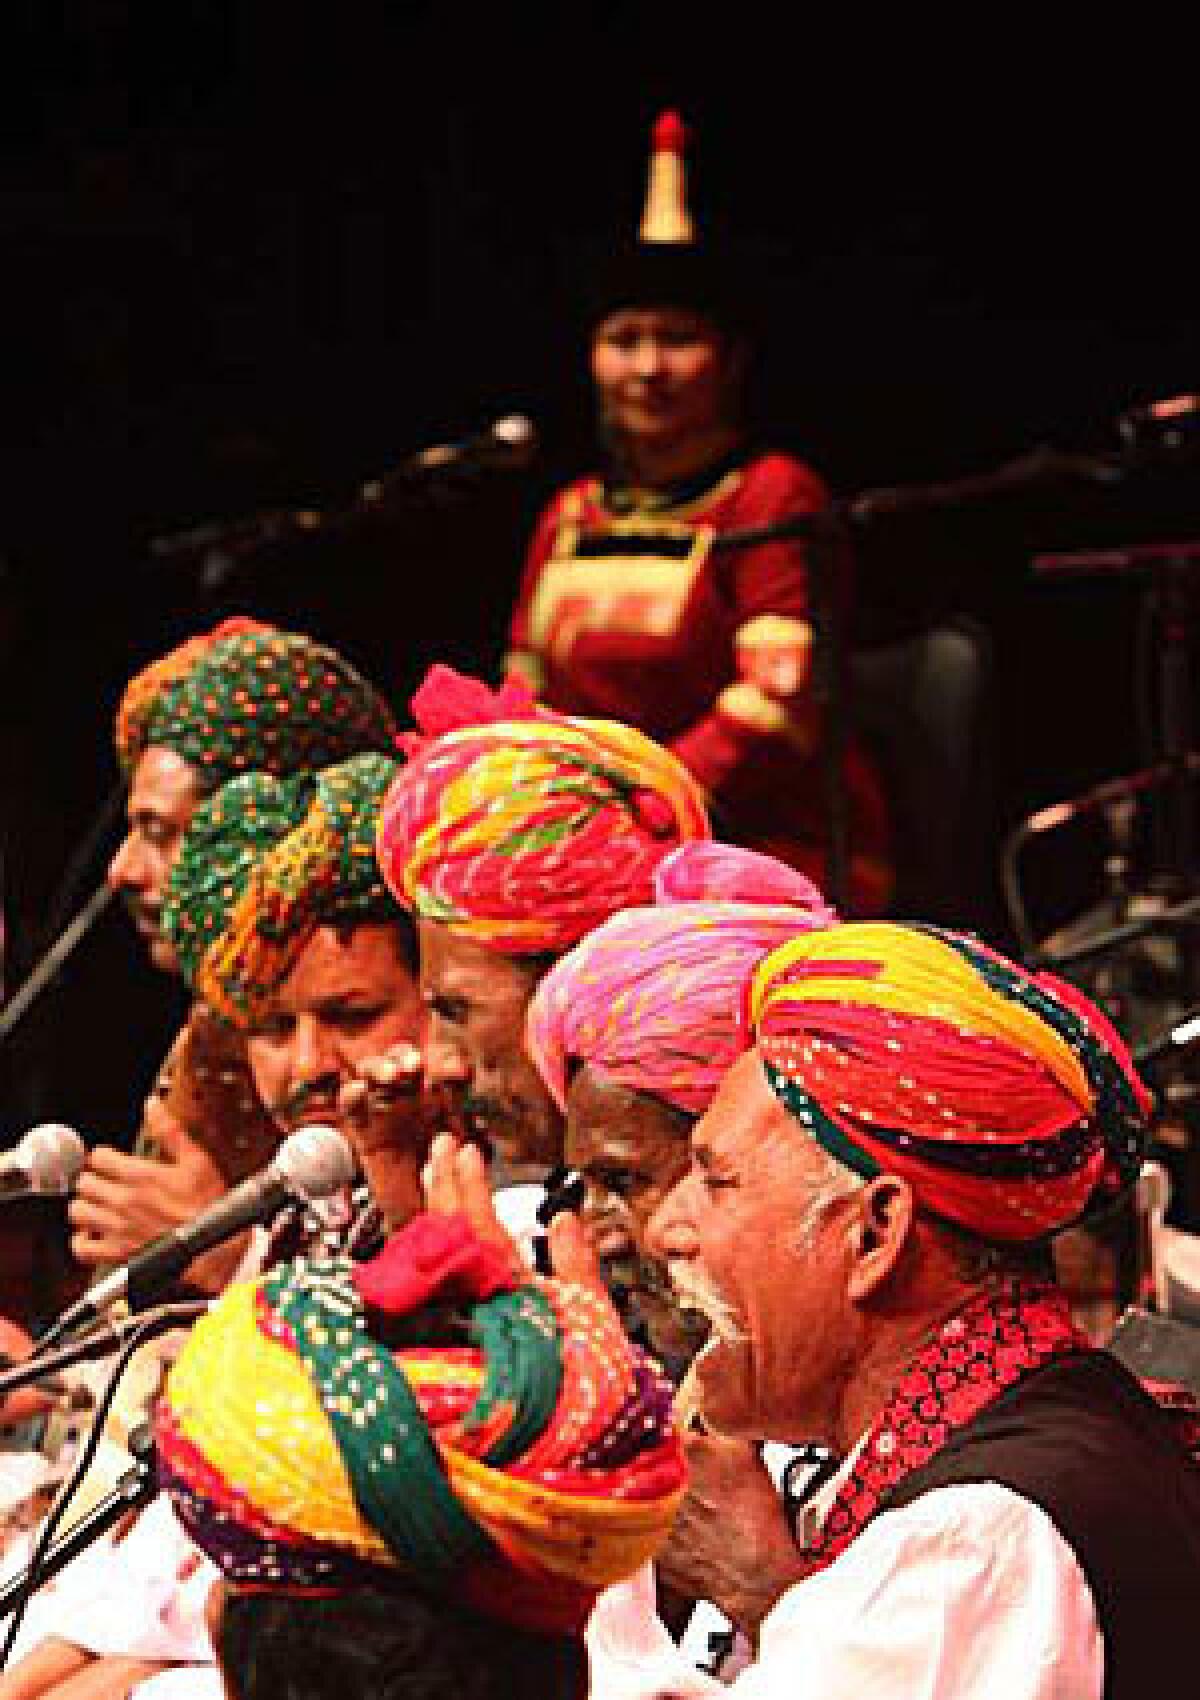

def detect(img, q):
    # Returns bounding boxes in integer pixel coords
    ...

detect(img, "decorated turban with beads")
[115,618,398,790]
[156,1213,686,1634]
[527,842,837,1116]
[162,752,402,1028]
[376,665,711,956]
[749,923,1153,1243]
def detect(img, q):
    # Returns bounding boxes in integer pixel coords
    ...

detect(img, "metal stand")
[0,1429,157,1625]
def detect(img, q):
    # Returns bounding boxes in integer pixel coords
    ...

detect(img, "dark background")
[1,6,1197,1141]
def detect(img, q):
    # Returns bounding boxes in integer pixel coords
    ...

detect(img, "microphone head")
[487,414,538,465]
[272,1124,357,1203]
[18,1123,87,1193]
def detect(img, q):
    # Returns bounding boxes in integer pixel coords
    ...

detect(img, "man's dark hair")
[219,1586,586,1700]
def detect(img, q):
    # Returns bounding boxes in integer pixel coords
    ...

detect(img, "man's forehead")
[417,921,536,1003]
[128,746,200,817]
[280,922,412,1007]
[690,1049,787,1161]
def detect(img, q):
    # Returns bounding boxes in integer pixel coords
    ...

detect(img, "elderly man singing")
[574,922,1200,1699]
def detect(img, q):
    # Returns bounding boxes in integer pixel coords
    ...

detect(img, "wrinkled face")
[246,923,424,1223]
[107,747,201,973]
[590,307,736,450]
[418,920,562,1171]
[565,1068,705,1363]
[647,1050,856,1443]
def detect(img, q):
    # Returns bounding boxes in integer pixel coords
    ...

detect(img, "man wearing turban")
[155,1211,686,1700]
[69,618,399,1280]
[4,756,439,1700]
[526,839,834,1366]
[159,752,429,1234]
[584,923,1199,1698]
[375,664,711,1173]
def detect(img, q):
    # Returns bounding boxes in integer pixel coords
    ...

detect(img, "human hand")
[68,1098,243,1293]
[0,1317,57,1427]
[656,1374,811,1641]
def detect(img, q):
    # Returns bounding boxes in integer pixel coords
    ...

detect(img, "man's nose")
[631,336,665,378]
[645,1173,698,1262]
[107,832,144,892]
[289,1016,338,1091]
[421,1019,471,1090]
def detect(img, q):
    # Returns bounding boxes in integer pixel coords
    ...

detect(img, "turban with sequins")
[162,752,402,1027]
[376,665,710,956]
[115,618,398,790]
[527,842,836,1116]
[156,1213,686,1634]
[749,923,1153,1242]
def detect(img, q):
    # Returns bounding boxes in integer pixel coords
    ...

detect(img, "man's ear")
[845,1177,916,1303]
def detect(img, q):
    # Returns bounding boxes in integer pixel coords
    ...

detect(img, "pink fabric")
[526,842,835,1114]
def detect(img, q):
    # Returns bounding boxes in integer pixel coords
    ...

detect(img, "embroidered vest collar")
[805,1277,1089,1568]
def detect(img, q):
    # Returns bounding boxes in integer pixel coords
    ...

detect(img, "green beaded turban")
[162,752,402,1027]
[115,617,398,792]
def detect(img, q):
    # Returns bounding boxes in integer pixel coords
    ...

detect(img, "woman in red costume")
[507,113,891,914]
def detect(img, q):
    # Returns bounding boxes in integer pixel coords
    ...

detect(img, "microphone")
[1117,392,1200,446]
[52,1124,356,1335]
[359,414,537,503]
[1135,1009,1200,1072]
[0,1124,87,1198]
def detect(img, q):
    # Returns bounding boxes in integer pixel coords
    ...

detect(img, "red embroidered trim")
[807,1278,1089,1568]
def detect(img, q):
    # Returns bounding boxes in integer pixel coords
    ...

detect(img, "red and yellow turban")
[377,666,710,956]
[116,618,398,790]
[749,923,1153,1242]
[527,842,836,1115]
[162,753,402,1028]
[156,1214,685,1635]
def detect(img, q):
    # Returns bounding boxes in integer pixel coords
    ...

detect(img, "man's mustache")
[667,1259,748,1345]
[271,1077,341,1126]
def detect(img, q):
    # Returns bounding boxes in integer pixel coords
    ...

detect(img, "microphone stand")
[0,1303,204,1660]
[0,1302,207,1401]
[0,1429,157,1626]
[0,883,116,1049]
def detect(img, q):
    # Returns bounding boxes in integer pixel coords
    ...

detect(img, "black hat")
[584,112,745,332]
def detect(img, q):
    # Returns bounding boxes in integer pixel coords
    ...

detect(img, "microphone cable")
[0,1300,205,1668]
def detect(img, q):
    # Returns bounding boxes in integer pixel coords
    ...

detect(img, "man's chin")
[147,933,181,975]
[692,1336,756,1435]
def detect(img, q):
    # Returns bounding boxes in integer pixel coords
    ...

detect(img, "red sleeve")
[670,454,840,797]
[504,486,580,693]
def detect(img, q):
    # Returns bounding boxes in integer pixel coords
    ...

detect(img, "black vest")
[880,1351,1200,1698]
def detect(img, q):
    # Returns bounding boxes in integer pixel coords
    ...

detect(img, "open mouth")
[667,1262,747,1347]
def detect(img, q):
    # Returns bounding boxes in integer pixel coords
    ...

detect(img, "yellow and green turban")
[116,618,398,791]
[162,752,401,1027]
[377,665,710,956]
[156,1213,686,1634]
[749,922,1153,1242]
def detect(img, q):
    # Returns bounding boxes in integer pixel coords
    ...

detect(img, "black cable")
[0,1301,202,1669]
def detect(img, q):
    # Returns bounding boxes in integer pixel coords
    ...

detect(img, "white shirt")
[587,1482,1104,1699]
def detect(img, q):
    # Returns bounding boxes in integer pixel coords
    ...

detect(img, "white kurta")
[587,1482,1104,1699]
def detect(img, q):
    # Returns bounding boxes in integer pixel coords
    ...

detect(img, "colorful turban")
[527,842,836,1115]
[116,618,398,789]
[377,665,710,956]
[162,752,401,1027]
[156,1213,686,1634]
[749,923,1153,1243]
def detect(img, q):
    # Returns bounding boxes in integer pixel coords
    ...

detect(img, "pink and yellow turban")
[116,618,398,790]
[377,666,710,956]
[156,1214,685,1635]
[527,842,836,1115]
[749,923,1153,1242]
